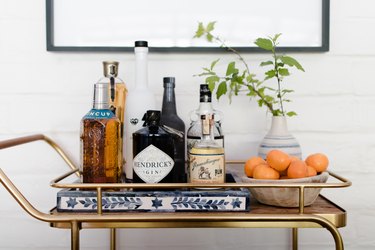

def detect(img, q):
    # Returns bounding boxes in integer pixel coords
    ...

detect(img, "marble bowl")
[241,172,329,207]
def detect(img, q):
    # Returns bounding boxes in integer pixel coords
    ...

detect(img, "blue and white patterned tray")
[56,175,250,213]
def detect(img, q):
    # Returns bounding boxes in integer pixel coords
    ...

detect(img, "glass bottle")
[125,41,156,182]
[160,77,186,183]
[187,84,224,157]
[189,114,225,184]
[132,110,176,183]
[80,83,121,183]
[97,61,127,177]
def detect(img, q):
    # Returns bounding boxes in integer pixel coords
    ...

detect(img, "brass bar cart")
[0,134,351,250]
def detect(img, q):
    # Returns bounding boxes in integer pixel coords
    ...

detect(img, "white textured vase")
[258,116,302,159]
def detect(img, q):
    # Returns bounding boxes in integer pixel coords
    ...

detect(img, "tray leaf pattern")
[73,197,143,210]
[171,197,230,210]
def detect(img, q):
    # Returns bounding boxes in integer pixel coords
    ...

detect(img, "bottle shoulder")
[134,126,171,136]
[161,114,185,129]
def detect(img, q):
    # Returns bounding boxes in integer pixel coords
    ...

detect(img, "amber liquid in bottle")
[80,83,121,183]
[98,61,127,181]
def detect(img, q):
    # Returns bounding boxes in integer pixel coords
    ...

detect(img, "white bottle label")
[133,144,174,183]
[189,150,225,184]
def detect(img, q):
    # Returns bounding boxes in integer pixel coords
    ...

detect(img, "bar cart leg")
[292,228,298,250]
[71,221,80,250]
[110,228,117,250]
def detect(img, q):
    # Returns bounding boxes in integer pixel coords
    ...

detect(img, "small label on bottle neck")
[133,144,174,183]
[84,109,115,119]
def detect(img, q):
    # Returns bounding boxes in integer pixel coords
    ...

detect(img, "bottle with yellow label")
[188,114,225,184]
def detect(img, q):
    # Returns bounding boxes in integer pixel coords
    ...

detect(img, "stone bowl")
[241,172,329,207]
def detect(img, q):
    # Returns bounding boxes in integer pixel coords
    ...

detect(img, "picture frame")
[46,0,329,52]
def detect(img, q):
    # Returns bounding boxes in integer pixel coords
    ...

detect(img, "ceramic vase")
[258,116,302,159]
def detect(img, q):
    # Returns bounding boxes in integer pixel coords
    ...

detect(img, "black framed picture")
[46,0,329,52]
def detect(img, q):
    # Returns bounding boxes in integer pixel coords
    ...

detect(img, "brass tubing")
[50,169,80,185]
[43,136,79,175]
[298,187,305,214]
[97,187,103,215]
[0,134,45,149]
[0,134,79,176]
[110,228,116,250]
[292,228,298,250]
[71,221,80,250]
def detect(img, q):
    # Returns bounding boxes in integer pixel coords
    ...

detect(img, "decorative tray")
[56,174,250,213]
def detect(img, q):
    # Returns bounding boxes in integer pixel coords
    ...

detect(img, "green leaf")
[260,61,274,67]
[272,33,282,43]
[286,111,297,117]
[210,58,220,70]
[206,33,214,42]
[265,70,276,80]
[279,68,290,76]
[216,81,227,99]
[280,56,305,72]
[206,21,216,32]
[257,99,264,107]
[208,82,216,92]
[226,62,238,76]
[197,72,215,77]
[254,38,273,51]
[194,22,205,38]
[206,75,220,86]
[282,89,294,94]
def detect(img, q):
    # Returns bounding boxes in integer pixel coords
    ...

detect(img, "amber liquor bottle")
[80,83,121,183]
[132,110,176,183]
[97,61,127,176]
[160,77,186,183]
[189,114,225,184]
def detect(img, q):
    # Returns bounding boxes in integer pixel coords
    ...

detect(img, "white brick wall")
[0,0,373,249]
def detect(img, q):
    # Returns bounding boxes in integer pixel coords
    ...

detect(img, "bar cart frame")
[0,134,351,250]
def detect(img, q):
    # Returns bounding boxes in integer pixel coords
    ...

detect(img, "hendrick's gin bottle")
[132,110,176,183]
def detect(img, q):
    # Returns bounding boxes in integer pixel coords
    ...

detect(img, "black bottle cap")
[163,77,175,88]
[200,84,212,102]
[143,110,161,126]
[135,41,148,47]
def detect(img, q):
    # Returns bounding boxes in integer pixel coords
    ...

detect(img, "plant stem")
[272,47,284,116]
[214,35,275,114]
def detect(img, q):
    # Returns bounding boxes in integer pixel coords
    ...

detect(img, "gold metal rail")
[0,134,351,250]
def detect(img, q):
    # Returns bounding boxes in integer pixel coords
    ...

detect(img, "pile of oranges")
[244,150,329,180]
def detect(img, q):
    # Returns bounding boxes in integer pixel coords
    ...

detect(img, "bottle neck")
[135,47,148,89]
[201,115,214,141]
[162,86,177,115]
[198,102,214,114]
[93,103,109,110]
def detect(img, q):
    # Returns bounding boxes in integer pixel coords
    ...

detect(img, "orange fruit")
[290,155,300,162]
[266,150,291,172]
[287,160,308,179]
[244,156,266,177]
[307,165,317,177]
[253,164,280,180]
[305,153,329,172]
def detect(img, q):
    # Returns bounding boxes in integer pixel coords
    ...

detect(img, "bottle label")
[84,109,115,119]
[187,137,224,154]
[133,144,174,183]
[189,150,225,184]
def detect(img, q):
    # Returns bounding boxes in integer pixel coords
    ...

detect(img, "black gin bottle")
[132,110,176,183]
[160,77,186,183]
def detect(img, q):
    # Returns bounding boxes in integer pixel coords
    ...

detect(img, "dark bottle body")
[132,111,176,183]
[160,77,186,183]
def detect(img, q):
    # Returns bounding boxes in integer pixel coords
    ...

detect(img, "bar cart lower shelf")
[0,135,351,250]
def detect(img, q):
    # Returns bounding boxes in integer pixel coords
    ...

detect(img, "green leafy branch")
[194,22,305,117]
